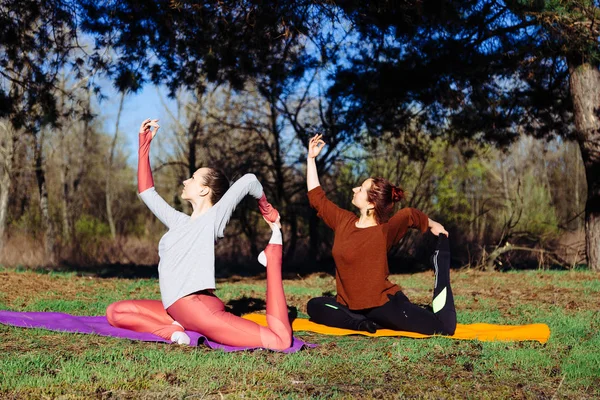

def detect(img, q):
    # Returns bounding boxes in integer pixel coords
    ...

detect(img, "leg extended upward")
[167,219,292,350]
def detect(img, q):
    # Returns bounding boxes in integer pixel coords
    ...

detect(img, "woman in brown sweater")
[306,134,456,335]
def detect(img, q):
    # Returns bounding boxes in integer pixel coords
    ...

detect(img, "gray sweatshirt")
[139,173,263,308]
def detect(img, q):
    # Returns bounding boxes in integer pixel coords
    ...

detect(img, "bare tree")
[53,84,95,245]
[32,123,57,265]
[106,92,126,239]
[0,120,17,256]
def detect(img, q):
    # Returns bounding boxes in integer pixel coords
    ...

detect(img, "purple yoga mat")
[0,310,315,353]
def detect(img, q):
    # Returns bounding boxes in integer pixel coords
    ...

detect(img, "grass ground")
[0,266,599,399]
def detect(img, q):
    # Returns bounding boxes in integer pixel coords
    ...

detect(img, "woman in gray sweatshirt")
[106,119,292,350]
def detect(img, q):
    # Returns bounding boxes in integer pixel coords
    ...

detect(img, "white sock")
[170,321,190,345]
[268,225,282,245]
[258,251,268,267]
[170,330,191,345]
[258,225,282,267]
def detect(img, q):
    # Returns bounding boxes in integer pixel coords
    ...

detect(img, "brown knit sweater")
[308,186,429,310]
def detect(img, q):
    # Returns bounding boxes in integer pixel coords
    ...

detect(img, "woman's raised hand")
[139,118,160,139]
[428,219,449,237]
[308,134,325,159]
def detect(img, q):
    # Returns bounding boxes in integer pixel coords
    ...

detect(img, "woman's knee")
[263,330,292,350]
[275,335,293,350]
[306,296,330,317]
[106,300,131,324]
[106,302,122,324]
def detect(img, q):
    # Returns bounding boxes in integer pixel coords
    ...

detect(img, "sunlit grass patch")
[0,268,599,398]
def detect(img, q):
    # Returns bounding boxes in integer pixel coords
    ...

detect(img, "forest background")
[1,0,598,274]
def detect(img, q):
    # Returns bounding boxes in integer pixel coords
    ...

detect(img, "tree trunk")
[62,97,92,245]
[568,60,600,271]
[485,243,562,271]
[478,205,487,244]
[283,210,298,263]
[574,142,581,230]
[34,128,57,265]
[70,92,93,242]
[188,118,200,177]
[106,93,125,239]
[0,121,15,257]
[61,162,72,242]
[470,192,476,242]
[308,210,319,263]
[58,83,72,243]
[239,206,258,257]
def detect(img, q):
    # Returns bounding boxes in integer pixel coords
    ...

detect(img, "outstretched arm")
[307,134,325,191]
[213,173,264,237]
[138,118,160,193]
[387,209,449,247]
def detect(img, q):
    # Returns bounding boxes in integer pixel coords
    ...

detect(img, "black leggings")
[307,234,456,335]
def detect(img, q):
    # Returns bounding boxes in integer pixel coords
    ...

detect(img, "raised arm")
[137,118,188,229]
[138,118,159,194]
[305,134,354,230]
[307,134,325,191]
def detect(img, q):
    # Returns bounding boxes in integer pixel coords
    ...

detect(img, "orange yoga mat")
[242,314,550,344]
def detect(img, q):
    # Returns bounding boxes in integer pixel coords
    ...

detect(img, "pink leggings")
[106,244,292,350]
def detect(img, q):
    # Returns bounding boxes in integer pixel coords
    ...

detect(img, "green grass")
[0,268,599,398]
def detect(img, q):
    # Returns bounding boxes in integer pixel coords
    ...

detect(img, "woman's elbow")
[234,173,261,188]
[242,173,258,182]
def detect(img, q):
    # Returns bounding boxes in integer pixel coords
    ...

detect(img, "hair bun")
[391,186,404,202]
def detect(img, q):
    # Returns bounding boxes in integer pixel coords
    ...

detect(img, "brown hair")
[367,177,405,224]
[202,168,230,205]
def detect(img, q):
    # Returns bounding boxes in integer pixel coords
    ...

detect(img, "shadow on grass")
[15,231,554,279]
[6,250,441,281]
[54,262,160,279]
[37,255,435,280]
[225,296,299,321]
[225,296,266,316]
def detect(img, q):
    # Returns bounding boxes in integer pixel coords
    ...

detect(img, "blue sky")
[98,82,177,165]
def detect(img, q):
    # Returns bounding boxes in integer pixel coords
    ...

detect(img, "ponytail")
[391,185,405,202]
[368,177,405,224]
[202,168,230,205]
